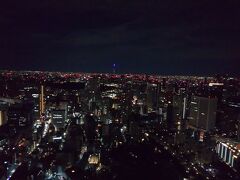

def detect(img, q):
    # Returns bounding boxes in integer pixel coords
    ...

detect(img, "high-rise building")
[146,83,158,113]
[0,104,8,126]
[0,111,7,126]
[84,114,97,152]
[51,109,66,131]
[166,104,174,129]
[188,96,217,131]
[7,105,31,127]
[216,139,240,170]
[166,95,187,130]
[39,85,45,116]
[173,95,183,121]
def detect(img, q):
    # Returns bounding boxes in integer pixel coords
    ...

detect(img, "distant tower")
[112,63,116,74]
[39,85,45,116]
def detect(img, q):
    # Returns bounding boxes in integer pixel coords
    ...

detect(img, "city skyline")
[0,71,239,179]
[1,1,240,179]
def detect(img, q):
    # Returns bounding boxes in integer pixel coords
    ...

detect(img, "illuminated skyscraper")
[39,85,45,116]
[51,109,66,131]
[146,83,158,113]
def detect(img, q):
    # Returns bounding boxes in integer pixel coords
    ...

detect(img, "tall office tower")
[84,114,97,151]
[167,103,174,129]
[172,95,186,130]
[188,96,217,131]
[0,104,8,126]
[173,95,183,121]
[172,95,187,124]
[167,99,183,130]
[0,110,7,126]
[51,109,66,131]
[39,85,45,116]
[146,83,158,113]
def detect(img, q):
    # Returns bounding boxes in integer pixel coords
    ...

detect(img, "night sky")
[0,0,239,75]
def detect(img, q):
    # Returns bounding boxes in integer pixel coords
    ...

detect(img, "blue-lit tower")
[112,63,116,74]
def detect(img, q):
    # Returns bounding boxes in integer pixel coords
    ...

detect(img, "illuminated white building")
[216,139,240,169]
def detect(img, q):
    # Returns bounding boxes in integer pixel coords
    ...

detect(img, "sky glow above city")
[0,0,239,75]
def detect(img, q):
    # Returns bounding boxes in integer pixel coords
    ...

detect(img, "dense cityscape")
[1,0,240,179]
[0,71,239,179]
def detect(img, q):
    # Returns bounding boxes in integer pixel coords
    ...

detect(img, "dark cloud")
[0,0,239,75]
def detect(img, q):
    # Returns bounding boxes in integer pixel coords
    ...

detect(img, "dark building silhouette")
[188,96,217,131]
